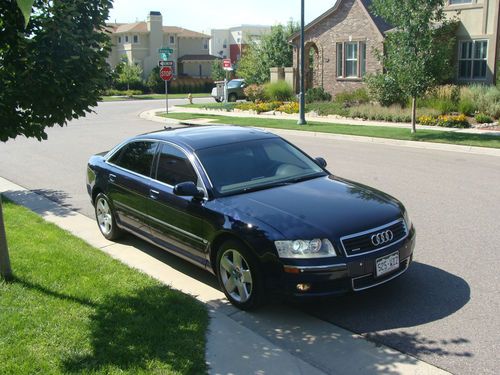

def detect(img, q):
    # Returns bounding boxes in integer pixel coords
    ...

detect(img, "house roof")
[178,54,221,62]
[105,22,210,38]
[289,0,393,42]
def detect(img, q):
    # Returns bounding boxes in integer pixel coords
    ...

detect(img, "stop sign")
[160,66,173,81]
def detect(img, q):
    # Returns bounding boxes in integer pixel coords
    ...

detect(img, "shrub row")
[418,114,471,128]
[244,82,295,102]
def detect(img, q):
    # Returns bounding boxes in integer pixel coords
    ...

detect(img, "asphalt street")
[1,99,499,374]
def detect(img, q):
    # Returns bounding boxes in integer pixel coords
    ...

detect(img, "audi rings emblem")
[371,230,394,246]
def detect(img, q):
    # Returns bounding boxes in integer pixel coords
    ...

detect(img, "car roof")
[135,125,278,151]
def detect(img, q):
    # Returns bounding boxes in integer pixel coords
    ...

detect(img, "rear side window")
[109,141,158,176]
[155,143,198,186]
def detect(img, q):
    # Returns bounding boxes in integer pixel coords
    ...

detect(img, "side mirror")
[173,181,205,199]
[315,157,327,168]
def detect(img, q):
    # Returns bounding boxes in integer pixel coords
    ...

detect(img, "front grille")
[352,257,410,291]
[341,219,408,257]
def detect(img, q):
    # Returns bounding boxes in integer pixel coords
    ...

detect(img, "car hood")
[217,175,403,239]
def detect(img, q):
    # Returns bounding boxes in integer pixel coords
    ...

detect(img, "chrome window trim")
[351,256,410,292]
[105,138,209,200]
[340,218,408,258]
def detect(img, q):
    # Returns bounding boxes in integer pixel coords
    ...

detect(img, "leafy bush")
[244,84,266,102]
[365,73,407,106]
[264,81,294,101]
[418,115,438,126]
[276,102,299,114]
[460,84,500,118]
[103,89,142,96]
[305,102,349,117]
[305,87,332,103]
[475,113,493,124]
[458,98,476,116]
[334,88,370,106]
[146,67,165,94]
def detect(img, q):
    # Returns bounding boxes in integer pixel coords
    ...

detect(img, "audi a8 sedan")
[86,126,415,309]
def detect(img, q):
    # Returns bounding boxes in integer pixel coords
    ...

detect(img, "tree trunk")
[0,195,13,281]
[411,96,417,134]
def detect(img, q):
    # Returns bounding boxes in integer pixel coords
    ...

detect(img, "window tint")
[109,141,157,176]
[156,144,198,186]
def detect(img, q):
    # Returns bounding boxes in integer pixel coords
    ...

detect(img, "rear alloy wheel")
[95,193,122,241]
[216,240,265,310]
[228,93,237,102]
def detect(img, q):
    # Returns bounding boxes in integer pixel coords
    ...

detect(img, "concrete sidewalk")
[0,176,451,375]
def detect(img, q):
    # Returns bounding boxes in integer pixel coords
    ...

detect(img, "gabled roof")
[105,22,210,38]
[289,0,393,42]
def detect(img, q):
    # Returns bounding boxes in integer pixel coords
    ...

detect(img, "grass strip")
[162,112,500,149]
[0,200,208,375]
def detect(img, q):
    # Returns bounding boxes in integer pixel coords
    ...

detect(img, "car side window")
[109,141,158,177]
[156,143,198,186]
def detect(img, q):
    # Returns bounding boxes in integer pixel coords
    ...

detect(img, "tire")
[215,98,221,103]
[228,93,237,102]
[216,239,266,310]
[94,193,122,241]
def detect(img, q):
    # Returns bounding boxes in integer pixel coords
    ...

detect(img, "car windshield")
[227,80,243,89]
[196,138,327,195]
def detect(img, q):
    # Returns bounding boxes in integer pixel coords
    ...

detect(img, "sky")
[108,0,337,33]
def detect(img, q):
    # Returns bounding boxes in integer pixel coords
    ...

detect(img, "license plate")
[375,251,400,278]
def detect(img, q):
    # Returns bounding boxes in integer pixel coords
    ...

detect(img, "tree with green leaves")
[371,0,455,133]
[238,22,299,84]
[211,59,226,81]
[0,0,112,280]
[118,61,143,91]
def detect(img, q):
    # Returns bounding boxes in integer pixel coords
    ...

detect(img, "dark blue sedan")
[87,126,415,309]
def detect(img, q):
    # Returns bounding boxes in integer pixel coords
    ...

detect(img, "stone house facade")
[289,0,390,96]
[289,0,500,96]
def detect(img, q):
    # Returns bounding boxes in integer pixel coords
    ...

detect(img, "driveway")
[0,99,499,374]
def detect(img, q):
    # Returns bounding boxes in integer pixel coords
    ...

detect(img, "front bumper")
[278,226,416,298]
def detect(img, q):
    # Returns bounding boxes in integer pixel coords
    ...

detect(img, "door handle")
[108,174,116,183]
[150,189,160,200]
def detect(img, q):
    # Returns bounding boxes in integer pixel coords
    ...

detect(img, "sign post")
[160,65,174,114]
[222,59,233,103]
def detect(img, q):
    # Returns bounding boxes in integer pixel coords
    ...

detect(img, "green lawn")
[100,93,211,102]
[162,112,500,149]
[0,199,208,375]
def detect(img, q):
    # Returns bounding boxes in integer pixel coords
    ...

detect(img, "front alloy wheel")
[216,240,264,310]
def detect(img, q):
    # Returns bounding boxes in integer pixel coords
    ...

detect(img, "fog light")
[296,283,311,292]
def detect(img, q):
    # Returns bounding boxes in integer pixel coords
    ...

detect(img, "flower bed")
[418,114,471,128]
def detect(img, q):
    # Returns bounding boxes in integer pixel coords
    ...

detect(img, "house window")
[237,38,241,44]
[169,36,175,44]
[449,0,473,5]
[118,36,121,44]
[336,41,366,79]
[345,42,358,78]
[223,39,227,48]
[133,35,138,43]
[336,43,343,77]
[203,40,208,49]
[125,35,129,43]
[458,40,488,80]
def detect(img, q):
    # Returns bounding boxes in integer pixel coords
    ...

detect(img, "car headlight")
[403,210,412,230]
[274,239,337,259]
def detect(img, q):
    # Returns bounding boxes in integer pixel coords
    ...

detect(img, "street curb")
[139,108,500,157]
[0,178,451,375]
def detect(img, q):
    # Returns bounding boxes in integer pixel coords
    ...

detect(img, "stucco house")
[210,25,271,64]
[289,0,500,96]
[106,11,219,78]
